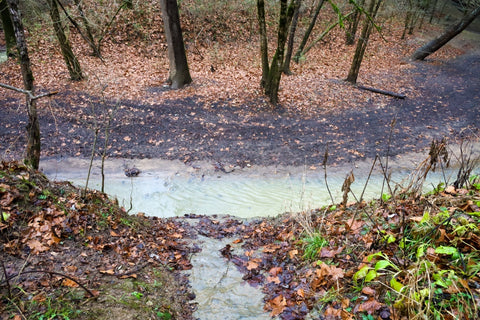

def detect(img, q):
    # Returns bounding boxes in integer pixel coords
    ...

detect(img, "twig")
[380,117,397,203]
[5,297,27,320]
[322,144,335,205]
[359,155,378,202]
[1,261,11,298]
[1,270,96,297]
[0,82,58,100]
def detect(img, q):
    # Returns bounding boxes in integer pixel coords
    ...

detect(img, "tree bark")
[72,0,101,57]
[283,0,301,75]
[47,0,83,81]
[261,0,296,105]
[257,0,269,87]
[346,0,383,84]
[160,0,192,89]
[345,0,365,45]
[294,0,325,63]
[6,0,40,169]
[0,0,16,57]
[411,5,480,60]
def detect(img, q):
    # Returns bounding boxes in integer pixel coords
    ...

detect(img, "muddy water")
[186,232,270,319]
[40,151,470,219]
[39,145,478,319]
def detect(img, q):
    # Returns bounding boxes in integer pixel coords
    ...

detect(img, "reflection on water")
[40,156,464,219]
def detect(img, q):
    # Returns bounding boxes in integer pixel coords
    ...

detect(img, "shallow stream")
[39,148,478,319]
[40,153,462,219]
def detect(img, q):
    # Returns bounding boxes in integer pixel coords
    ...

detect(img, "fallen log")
[356,85,406,99]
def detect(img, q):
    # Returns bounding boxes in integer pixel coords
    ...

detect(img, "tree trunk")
[1,0,16,57]
[47,0,83,81]
[72,0,101,57]
[346,0,383,84]
[257,0,269,87]
[411,5,480,60]
[160,0,192,89]
[294,0,325,63]
[6,0,40,169]
[345,0,365,45]
[260,0,296,105]
[283,0,301,75]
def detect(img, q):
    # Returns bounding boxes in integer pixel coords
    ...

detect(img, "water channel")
[39,147,478,319]
[40,153,465,219]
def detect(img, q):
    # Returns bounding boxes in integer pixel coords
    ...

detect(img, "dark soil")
[1,51,479,168]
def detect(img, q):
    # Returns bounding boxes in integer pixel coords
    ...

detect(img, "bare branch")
[0,82,58,100]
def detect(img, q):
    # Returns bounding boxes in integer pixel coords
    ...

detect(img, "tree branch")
[0,82,58,100]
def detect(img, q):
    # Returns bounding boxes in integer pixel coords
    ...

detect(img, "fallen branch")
[0,82,58,100]
[1,269,97,297]
[356,84,406,99]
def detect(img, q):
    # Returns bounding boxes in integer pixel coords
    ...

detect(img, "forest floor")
[0,16,479,168]
[1,3,480,320]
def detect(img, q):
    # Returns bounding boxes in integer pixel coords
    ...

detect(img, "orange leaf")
[100,269,115,275]
[267,295,287,317]
[247,260,259,270]
[62,278,79,288]
[267,275,280,284]
[26,239,49,254]
[269,266,282,276]
[362,286,376,296]
[357,297,383,314]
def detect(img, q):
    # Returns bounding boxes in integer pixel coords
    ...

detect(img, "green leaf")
[390,277,404,293]
[2,212,10,221]
[382,193,391,202]
[416,245,426,259]
[366,251,384,262]
[435,246,457,255]
[374,260,393,271]
[353,265,370,282]
[385,234,395,244]
[420,211,430,224]
[365,269,378,282]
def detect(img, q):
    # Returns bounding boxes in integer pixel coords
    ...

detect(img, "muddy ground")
[1,47,479,169]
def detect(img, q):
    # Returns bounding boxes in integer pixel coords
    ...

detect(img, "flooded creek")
[39,148,478,319]
[40,153,462,219]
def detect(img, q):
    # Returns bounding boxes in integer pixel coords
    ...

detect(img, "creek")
[40,154,459,219]
[39,149,476,319]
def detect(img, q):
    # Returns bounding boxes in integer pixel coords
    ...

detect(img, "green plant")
[302,232,329,260]
[157,311,172,320]
[131,291,143,299]
[469,174,480,190]
[29,294,81,320]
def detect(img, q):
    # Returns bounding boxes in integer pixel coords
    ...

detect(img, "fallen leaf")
[26,239,49,254]
[100,269,115,275]
[62,278,79,288]
[266,295,287,317]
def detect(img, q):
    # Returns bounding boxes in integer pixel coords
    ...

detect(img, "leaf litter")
[1,1,480,318]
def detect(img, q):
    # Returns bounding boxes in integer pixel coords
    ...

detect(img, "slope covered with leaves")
[0,161,196,319]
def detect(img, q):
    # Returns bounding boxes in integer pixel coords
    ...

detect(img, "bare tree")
[411,4,480,60]
[283,0,302,75]
[46,0,83,81]
[346,0,365,45]
[257,0,297,105]
[294,0,326,63]
[346,0,383,84]
[0,0,16,57]
[6,0,40,169]
[160,0,192,89]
